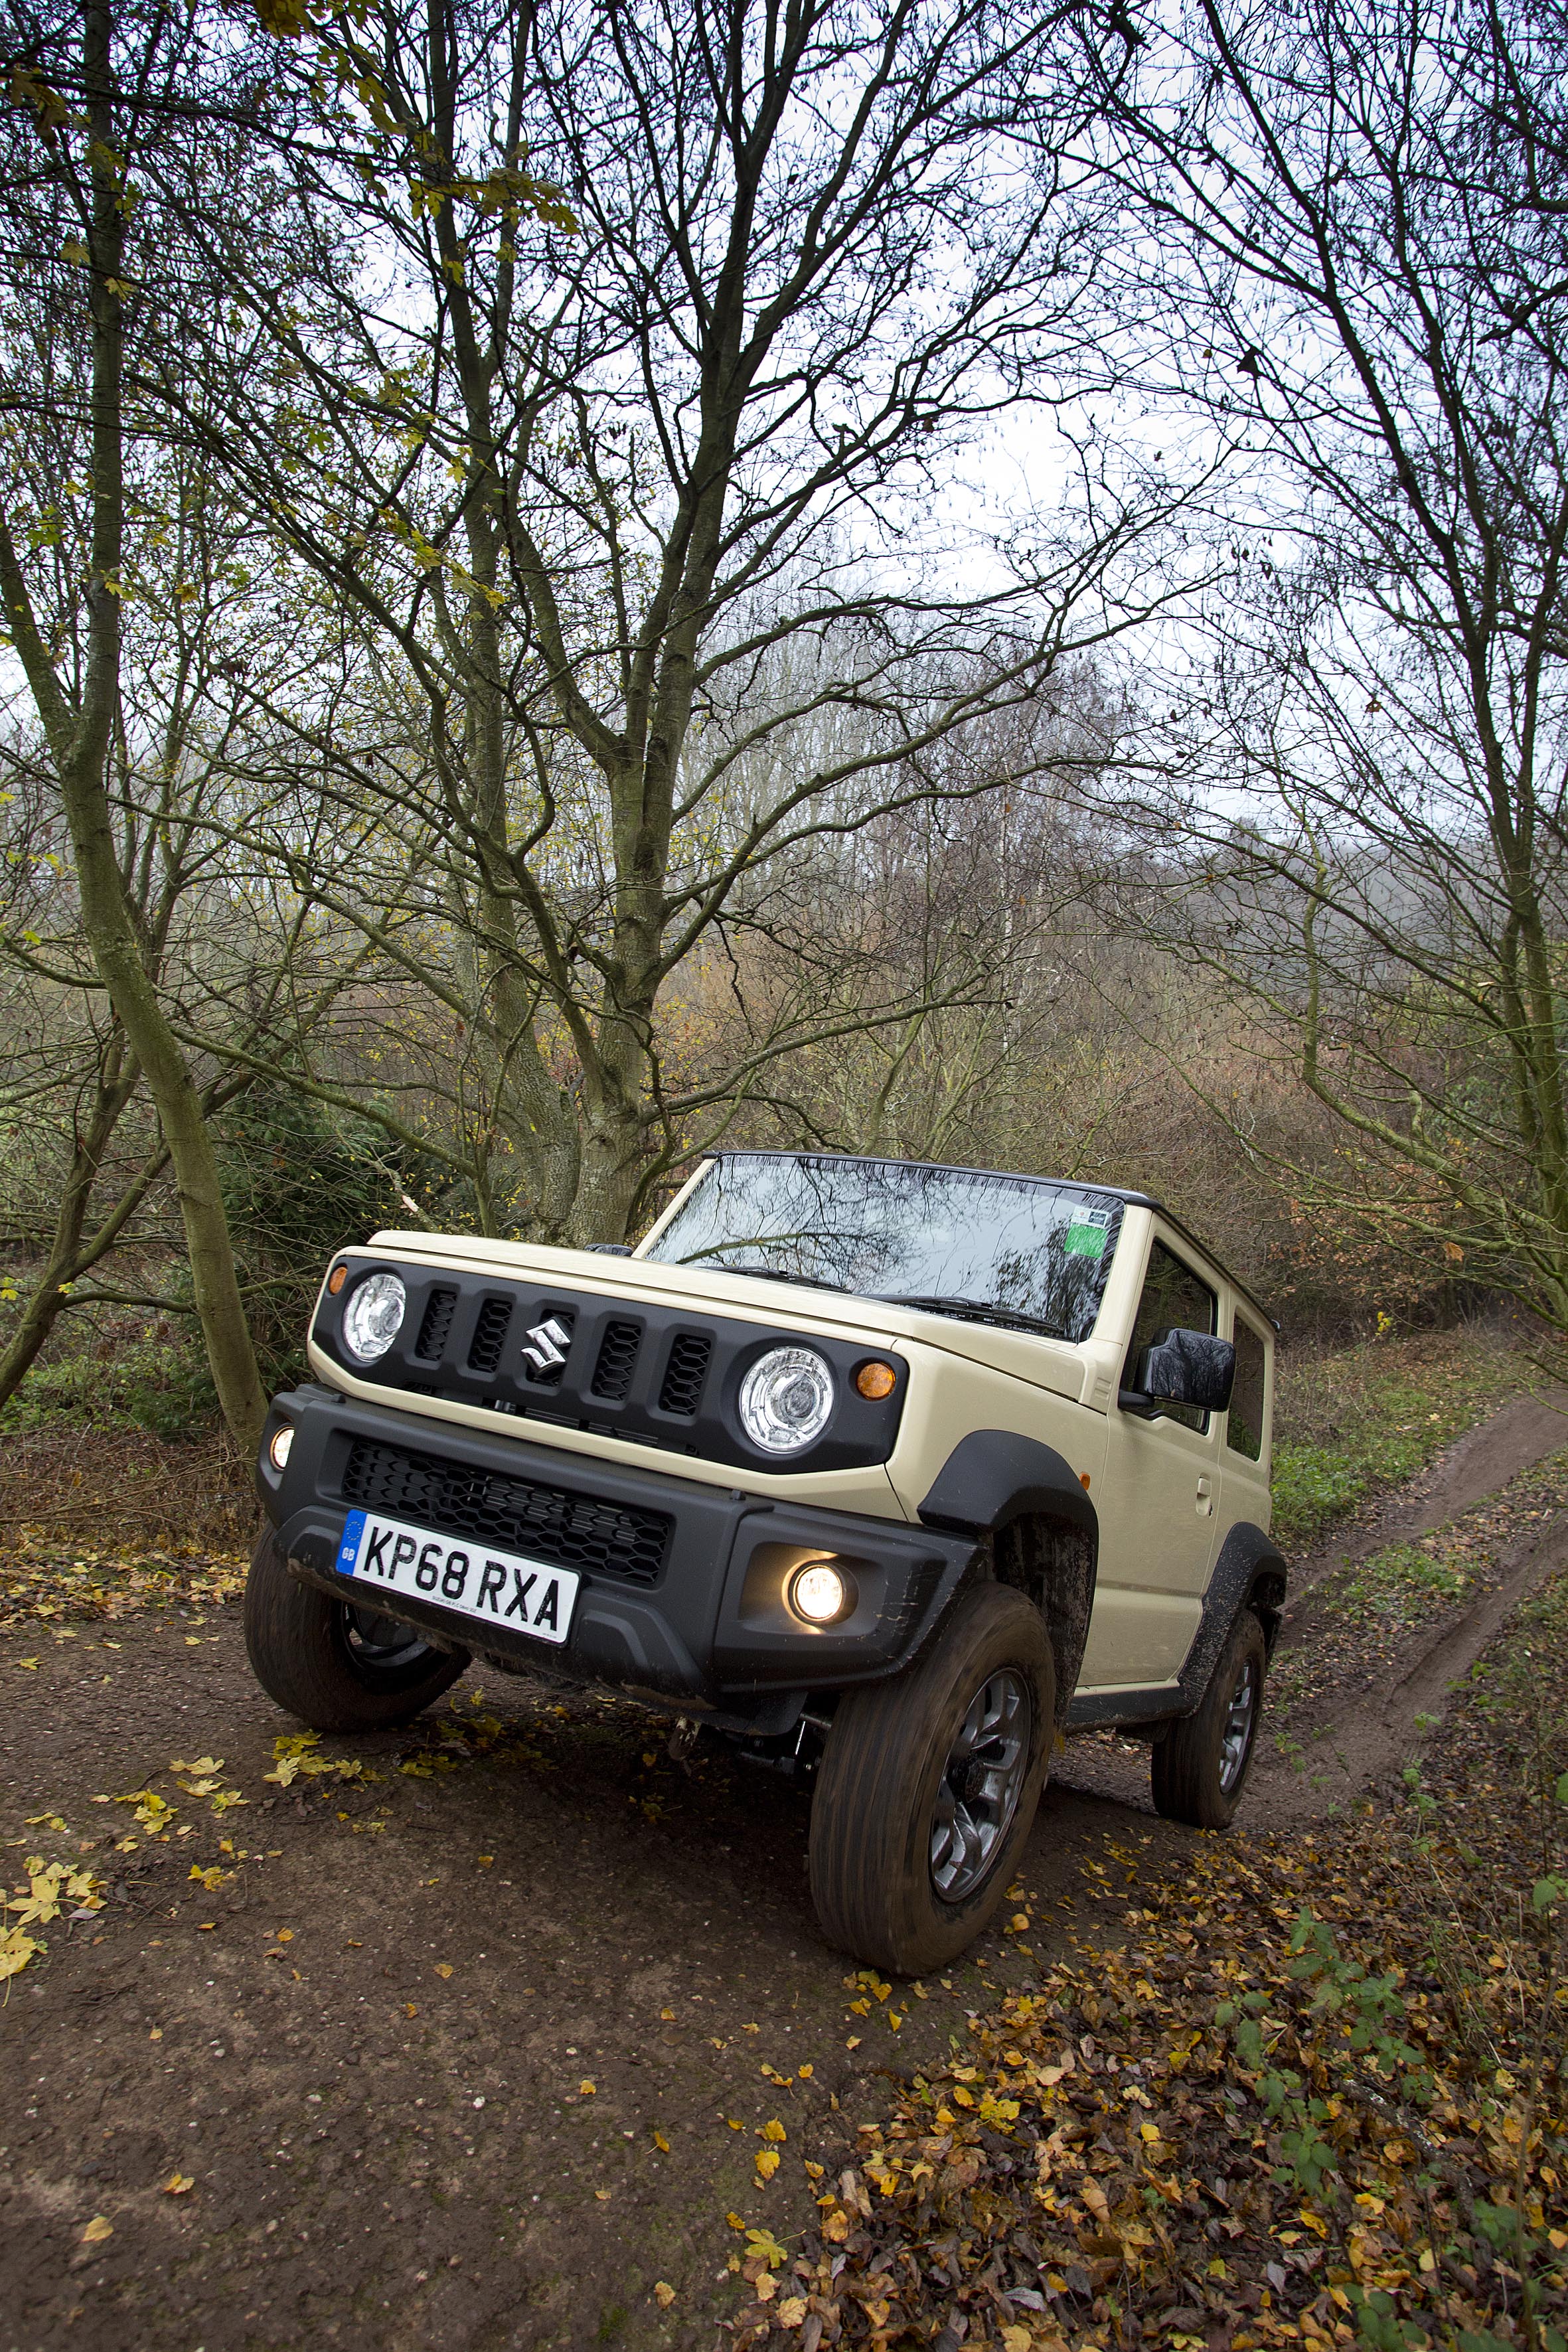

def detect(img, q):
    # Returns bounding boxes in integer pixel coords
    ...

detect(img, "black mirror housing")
[1128,1327,1235,1415]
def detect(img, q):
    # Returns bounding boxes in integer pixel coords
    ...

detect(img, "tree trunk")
[0,0,268,1451]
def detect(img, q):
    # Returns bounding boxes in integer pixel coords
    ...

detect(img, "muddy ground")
[2,1389,1564,2352]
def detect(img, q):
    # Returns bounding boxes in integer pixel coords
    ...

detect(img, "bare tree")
[157,0,1186,1242]
[0,0,283,1441]
[1076,0,1568,1329]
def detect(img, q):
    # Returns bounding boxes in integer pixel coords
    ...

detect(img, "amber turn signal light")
[854,1360,897,1400]
[1079,1470,1091,1490]
[327,1263,349,1294]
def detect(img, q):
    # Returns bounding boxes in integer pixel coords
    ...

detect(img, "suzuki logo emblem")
[521,1315,572,1373]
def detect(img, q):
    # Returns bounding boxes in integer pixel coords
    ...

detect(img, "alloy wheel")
[1218,1656,1259,1792]
[929,1668,1033,1902]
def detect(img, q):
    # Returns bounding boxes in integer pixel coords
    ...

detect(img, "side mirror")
[1121,1327,1235,1417]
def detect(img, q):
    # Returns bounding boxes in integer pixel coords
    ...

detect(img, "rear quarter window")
[1227,1318,1268,1462]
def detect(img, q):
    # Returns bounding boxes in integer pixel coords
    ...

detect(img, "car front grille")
[467,1295,512,1375]
[659,1332,712,1417]
[414,1286,457,1360]
[340,1437,671,1587]
[589,1317,642,1401]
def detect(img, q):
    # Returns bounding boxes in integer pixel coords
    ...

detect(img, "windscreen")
[642,1154,1124,1344]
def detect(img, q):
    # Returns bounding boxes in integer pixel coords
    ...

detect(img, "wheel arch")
[1164,1519,1287,1723]
[917,1431,1098,1729]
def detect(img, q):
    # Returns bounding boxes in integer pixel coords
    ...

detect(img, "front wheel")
[1150,1608,1267,1829]
[808,1582,1055,1976]
[244,1526,468,1732]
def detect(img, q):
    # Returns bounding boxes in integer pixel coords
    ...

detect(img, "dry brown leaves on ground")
[0,1546,247,1631]
[729,1583,1568,2352]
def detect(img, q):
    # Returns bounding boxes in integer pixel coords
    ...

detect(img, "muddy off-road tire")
[1151,1607,1267,1830]
[808,1582,1055,1976]
[244,1527,467,1733]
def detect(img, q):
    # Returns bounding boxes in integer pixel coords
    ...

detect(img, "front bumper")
[258,1384,977,1717]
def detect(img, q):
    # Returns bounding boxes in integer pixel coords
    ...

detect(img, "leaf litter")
[729,1574,1568,2352]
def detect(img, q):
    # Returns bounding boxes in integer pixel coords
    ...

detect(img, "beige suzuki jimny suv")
[245,1151,1284,1973]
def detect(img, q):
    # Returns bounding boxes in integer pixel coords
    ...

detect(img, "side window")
[1123,1239,1217,1433]
[1227,1318,1268,1462]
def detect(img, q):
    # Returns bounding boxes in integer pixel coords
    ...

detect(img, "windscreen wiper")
[712,1263,852,1293]
[874,1293,1063,1338]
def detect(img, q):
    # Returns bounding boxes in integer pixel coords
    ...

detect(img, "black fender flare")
[1067,1518,1289,1730]
[917,1429,1097,1544]
[1170,1518,1288,1711]
[918,1431,1098,1727]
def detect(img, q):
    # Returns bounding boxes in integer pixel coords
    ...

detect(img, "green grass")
[1270,1324,1525,1552]
[1341,1539,1469,1630]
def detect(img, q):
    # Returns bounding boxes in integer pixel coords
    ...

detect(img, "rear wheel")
[808,1582,1055,1976]
[1151,1608,1266,1829]
[244,1526,467,1732]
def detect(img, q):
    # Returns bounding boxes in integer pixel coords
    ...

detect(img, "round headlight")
[738,1345,835,1453]
[268,1424,295,1471]
[341,1270,406,1364]
[789,1559,852,1624]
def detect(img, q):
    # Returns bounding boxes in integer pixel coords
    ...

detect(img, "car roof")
[705,1148,1279,1332]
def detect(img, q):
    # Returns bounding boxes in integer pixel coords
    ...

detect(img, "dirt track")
[2,1390,1563,2351]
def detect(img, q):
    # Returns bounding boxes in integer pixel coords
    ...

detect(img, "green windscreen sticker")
[1063,1215,1110,1259]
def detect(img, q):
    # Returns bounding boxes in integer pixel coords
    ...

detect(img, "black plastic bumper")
[257,1384,976,1715]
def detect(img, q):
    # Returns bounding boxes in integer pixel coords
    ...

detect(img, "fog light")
[268,1425,294,1470]
[789,1559,852,1625]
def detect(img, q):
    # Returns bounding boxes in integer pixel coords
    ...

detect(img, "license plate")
[333,1509,579,1646]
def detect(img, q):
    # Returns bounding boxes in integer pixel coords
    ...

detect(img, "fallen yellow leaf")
[653,2281,676,2308]
[579,2078,595,2096]
[81,2215,114,2244]
[163,2173,195,2195]
[754,2148,780,2180]
[434,1962,453,1979]
[594,2188,611,2201]
[653,2130,670,2152]
[758,2118,786,2142]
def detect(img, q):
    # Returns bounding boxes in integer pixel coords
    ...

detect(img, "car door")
[1077,1231,1225,1691]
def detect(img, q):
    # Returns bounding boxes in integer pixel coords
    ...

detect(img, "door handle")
[1195,1475,1214,1518]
